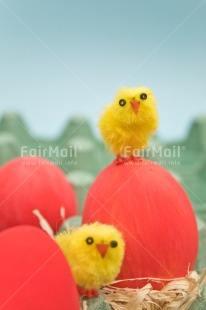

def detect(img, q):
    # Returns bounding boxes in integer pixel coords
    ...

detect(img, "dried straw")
[101,270,206,310]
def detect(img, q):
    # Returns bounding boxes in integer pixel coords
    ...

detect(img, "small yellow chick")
[99,86,158,156]
[55,222,125,298]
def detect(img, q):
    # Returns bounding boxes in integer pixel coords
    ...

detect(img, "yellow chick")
[99,86,158,157]
[55,222,125,298]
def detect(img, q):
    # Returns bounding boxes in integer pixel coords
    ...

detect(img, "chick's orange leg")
[86,290,99,298]
[91,289,99,297]
[78,287,88,296]
[78,287,99,298]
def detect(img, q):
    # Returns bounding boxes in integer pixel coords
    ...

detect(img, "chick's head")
[56,222,125,290]
[98,86,159,155]
[112,86,158,128]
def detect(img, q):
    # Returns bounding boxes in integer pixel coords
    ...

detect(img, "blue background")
[1,0,206,140]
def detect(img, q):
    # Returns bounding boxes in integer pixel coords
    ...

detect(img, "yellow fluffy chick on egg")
[99,86,158,157]
[55,222,125,298]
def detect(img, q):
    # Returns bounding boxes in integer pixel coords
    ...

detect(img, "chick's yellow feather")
[55,222,125,290]
[99,86,158,156]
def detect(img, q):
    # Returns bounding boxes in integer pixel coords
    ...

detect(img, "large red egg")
[83,157,198,289]
[0,157,77,233]
[0,225,79,310]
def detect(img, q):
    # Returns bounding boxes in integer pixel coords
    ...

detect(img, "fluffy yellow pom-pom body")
[99,87,158,156]
[56,222,125,290]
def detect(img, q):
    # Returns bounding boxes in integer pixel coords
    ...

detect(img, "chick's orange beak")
[96,244,109,258]
[130,101,140,113]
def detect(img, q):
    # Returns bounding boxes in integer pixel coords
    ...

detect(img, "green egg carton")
[196,218,206,271]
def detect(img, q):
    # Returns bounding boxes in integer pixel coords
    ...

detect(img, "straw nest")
[100,270,206,310]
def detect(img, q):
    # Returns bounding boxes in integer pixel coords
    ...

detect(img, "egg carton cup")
[99,270,206,310]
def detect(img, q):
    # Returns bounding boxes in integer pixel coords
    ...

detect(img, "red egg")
[0,157,77,233]
[83,157,198,289]
[0,225,79,310]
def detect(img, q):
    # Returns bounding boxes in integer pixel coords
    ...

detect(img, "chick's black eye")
[110,240,118,248]
[119,99,126,107]
[86,237,94,245]
[140,93,147,100]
